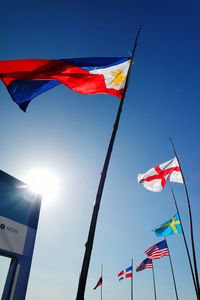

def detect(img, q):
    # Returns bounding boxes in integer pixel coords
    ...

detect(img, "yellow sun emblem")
[110,69,126,86]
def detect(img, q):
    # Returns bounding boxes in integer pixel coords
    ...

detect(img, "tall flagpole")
[76,27,141,300]
[131,259,133,300]
[164,237,179,300]
[169,138,200,299]
[171,187,198,296]
[152,261,157,300]
[101,264,103,300]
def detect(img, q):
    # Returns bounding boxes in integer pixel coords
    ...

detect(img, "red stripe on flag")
[118,271,124,277]
[125,273,132,278]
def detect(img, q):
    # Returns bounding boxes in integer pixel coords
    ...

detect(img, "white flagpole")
[131,259,133,300]
[152,261,157,300]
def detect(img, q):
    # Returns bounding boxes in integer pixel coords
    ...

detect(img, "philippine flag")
[0,57,131,111]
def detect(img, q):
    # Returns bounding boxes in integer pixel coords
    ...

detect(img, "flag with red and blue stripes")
[145,240,169,260]
[136,258,153,272]
[118,265,133,281]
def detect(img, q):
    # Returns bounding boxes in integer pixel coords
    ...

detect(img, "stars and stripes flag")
[136,258,153,272]
[153,213,182,237]
[0,57,131,111]
[145,240,169,260]
[93,276,102,290]
[118,265,133,281]
[137,157,183,192]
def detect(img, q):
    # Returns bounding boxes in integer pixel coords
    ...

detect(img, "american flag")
[136,258,153,272]
[145,240,169,260]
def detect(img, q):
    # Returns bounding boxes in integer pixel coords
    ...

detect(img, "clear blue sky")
[0,0,200,299]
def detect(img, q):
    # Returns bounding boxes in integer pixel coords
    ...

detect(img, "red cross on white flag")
[137,157,183,192]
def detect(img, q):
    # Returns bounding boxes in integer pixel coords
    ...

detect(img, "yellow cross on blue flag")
[152,213,182,237]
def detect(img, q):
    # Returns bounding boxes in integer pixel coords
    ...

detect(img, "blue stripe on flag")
[126,266,132,273]
[62,57,129,71]
[8,80,60,105]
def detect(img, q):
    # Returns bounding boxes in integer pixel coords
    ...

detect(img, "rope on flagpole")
[75,27,141,300]
[171,187,198,296]
[169,137,200,300]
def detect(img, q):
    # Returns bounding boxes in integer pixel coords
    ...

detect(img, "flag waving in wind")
[0,57,131,111]
[118,265,133,281]
[93,276,102,290]
[136,258,153,272]
[125,265,133,278]
[145,240,169,260]
[137,157,183,192]
[118,270,125,281]
[153,213,182,237]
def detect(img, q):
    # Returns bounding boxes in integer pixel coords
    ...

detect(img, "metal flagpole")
[164,237,179,300]
[169,138,200,300]
[101,264,103,300]
[76,27,141,300]
[131,259,133,300]
[171,187,198,296]
[152,261,157,300]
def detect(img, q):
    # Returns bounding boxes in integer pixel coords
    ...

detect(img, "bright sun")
[24,168,59,203]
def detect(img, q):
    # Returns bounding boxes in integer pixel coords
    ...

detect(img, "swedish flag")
[153,213,182,237]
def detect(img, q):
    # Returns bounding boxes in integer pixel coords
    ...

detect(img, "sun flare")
[24,168,59,203]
